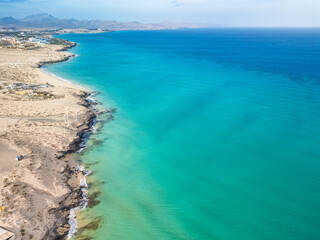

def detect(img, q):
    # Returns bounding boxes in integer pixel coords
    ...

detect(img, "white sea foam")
[67,208,78,239]
[67,164,91,238]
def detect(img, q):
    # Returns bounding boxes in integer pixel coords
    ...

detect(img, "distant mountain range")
[0,13,210,30]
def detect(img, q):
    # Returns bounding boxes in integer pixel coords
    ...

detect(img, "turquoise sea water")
[46,29,320,240]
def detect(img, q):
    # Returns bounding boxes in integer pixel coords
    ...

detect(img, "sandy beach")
[0,43,96,239]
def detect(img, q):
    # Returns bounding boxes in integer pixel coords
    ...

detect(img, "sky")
[0,0,319,27]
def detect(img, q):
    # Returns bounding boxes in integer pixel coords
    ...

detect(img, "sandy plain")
[0,43,96,239]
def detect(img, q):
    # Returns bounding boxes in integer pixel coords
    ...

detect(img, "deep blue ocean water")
[46,29,320,240]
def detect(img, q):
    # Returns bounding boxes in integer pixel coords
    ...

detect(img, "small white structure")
[0,227,14,240]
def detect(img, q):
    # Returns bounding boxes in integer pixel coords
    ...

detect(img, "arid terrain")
[0,43,96,239]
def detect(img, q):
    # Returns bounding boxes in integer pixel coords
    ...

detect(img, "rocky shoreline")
[50,92,99,240]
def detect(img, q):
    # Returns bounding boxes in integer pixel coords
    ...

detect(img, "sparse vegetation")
[48,37,72,46]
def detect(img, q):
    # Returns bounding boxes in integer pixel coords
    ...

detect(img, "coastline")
[0,40,100,239]
[40,68,88,92]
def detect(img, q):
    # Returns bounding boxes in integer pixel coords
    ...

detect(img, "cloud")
[0,0,28,2]
[171,0,184,7]
[0,0,319,26]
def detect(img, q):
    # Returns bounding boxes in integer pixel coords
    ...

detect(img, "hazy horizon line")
[1,13,320,29]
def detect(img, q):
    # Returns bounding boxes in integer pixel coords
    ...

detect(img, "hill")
[0,14,208,30]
